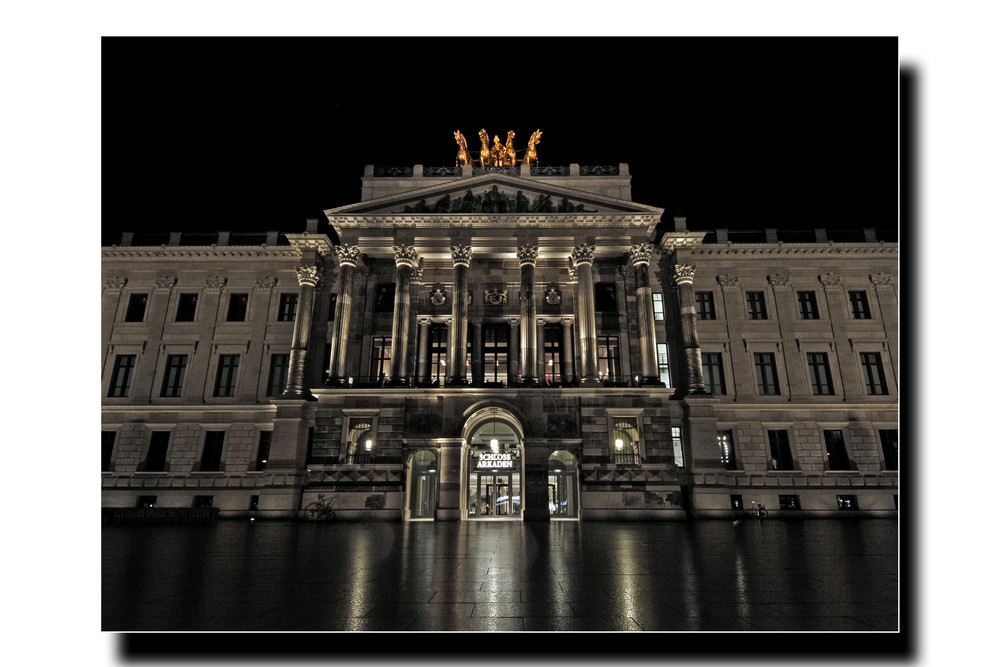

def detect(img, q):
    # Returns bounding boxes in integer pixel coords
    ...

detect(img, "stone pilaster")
[388,245,418,386]
[630,242,663,386]
[506,316,520,385]
[448,244,472,385]
[560,317,575,384]
[518,244,539,386]
[279,264,323,400]
[674,263,707,394]
[572,243,600,386]
[416,317,432,384]
[326,245,360,386]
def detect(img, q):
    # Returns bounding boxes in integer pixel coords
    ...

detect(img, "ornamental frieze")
[717,273,740,288]
[484,289,509,305]
[396,186,596,215]
[153,276,177,291]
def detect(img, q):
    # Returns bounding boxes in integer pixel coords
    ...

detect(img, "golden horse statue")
[503,130,517,167]
[524,129,542,166]
[454,131,472,167]
[478,129,492,168]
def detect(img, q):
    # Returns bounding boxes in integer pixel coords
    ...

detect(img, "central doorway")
[463,407,524,520]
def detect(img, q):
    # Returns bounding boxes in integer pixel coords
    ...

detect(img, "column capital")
[393,245,419,268]
[418,316,433,326]
[628,242,654,267]
[717,273,740,288]
[505,316,520,326]
[334,244,362,268]
[870,272,893,286]
[673,264,697,286]
[767,273,791,289]
[153,276,177,292]
[450,244,473,267]
[104,276,127,291]
[571,243,596,267]
[517,244,538,267]
[566,259,579,284]
[204,275,227,291]
[253,276,278,291]
[296,265,323,287]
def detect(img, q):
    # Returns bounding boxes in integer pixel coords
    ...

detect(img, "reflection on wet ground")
[103,518,898,633]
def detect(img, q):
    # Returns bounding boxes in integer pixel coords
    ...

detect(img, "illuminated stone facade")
[101,161,898,521]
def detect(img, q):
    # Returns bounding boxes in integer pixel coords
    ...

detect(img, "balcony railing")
[614,453,642,465]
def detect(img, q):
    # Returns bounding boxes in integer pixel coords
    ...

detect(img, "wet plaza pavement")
[103,517,900,642]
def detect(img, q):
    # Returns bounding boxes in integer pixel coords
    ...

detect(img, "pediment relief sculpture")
[397,186,595,215]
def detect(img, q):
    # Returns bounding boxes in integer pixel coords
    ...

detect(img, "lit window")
[837,494,859,511]
[778,495,800,510]
[718,430,738,470]
[611,418,640,464]
[768,430,794,470]
[347,418,375,463]
[671,426,684,468]
[656,343,671,386]
[597,336,620,382]
[652,292,665,321]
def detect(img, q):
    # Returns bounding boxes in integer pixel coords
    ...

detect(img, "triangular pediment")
[325,173,662,220]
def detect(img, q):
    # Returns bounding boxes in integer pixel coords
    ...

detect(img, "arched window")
[611,418,640,464]
[548,450,578,518]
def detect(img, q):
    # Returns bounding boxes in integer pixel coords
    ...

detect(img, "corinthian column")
[572,243,600,386]
[518,244,539,386]
[280,264,323,399]
[388,245,418,387]
[674,263,707,394]
[630,242,664,386]
[448,244,472,385]
[326,245,360,386]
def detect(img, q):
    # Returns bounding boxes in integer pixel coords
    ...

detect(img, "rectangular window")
[807,352,835,395]
[226,293,249,321]
[249,495,260,511]
[824,429,852,470]
[754,352,780,395]
[430,325,447,384]
[652,292,665,321]
[861,352,889,395]
[746,291,768,319]
[656,343,671,387]
[136,495,157,509]
[213,354,240,397]
[159,354,188,397]
[768,430,795,470]
[849,290,872,319]
[718,429,737,470]
[124,293,148,322]
[369,336,392,383]
[798,291,819,319]
[837,495,859,511]
[611,417,640,464]
[483,323,509,384]
[695,292,716,320]
[594,282,618,312]
[597,335,620,382]
[200,431,225,471]
[193,495,214,508]
[102,431,116,472]
[543,324,561,384]
[175,293,199,322]
[778,495,800,510]
[702,352,726,395]
[108,354,136,397]
[266,354,289,397]
[730,494,744,511]
[255,431,272,471]
[375,284,395,312]
[144,431,170,472]
[879,429,898,470]
[671,426,685,468]
[277,293,298,322]
[328,293,338,321]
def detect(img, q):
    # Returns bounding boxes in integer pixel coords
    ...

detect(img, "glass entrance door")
[468,471,521,518]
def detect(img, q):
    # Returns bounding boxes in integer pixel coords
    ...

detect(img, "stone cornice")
[330,213,661,231]
[102,246,301,262]
[688,243,898,259]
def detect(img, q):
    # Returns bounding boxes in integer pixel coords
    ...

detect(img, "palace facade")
[101,151,898,522]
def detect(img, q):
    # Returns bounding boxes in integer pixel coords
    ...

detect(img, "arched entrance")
[548,450,579,519]
[462,408,524,520]
[406,450,438,520]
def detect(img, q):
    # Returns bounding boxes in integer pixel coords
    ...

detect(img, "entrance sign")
[476,452,515,469]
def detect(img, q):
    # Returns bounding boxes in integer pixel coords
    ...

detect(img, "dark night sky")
[102,36,898,242]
